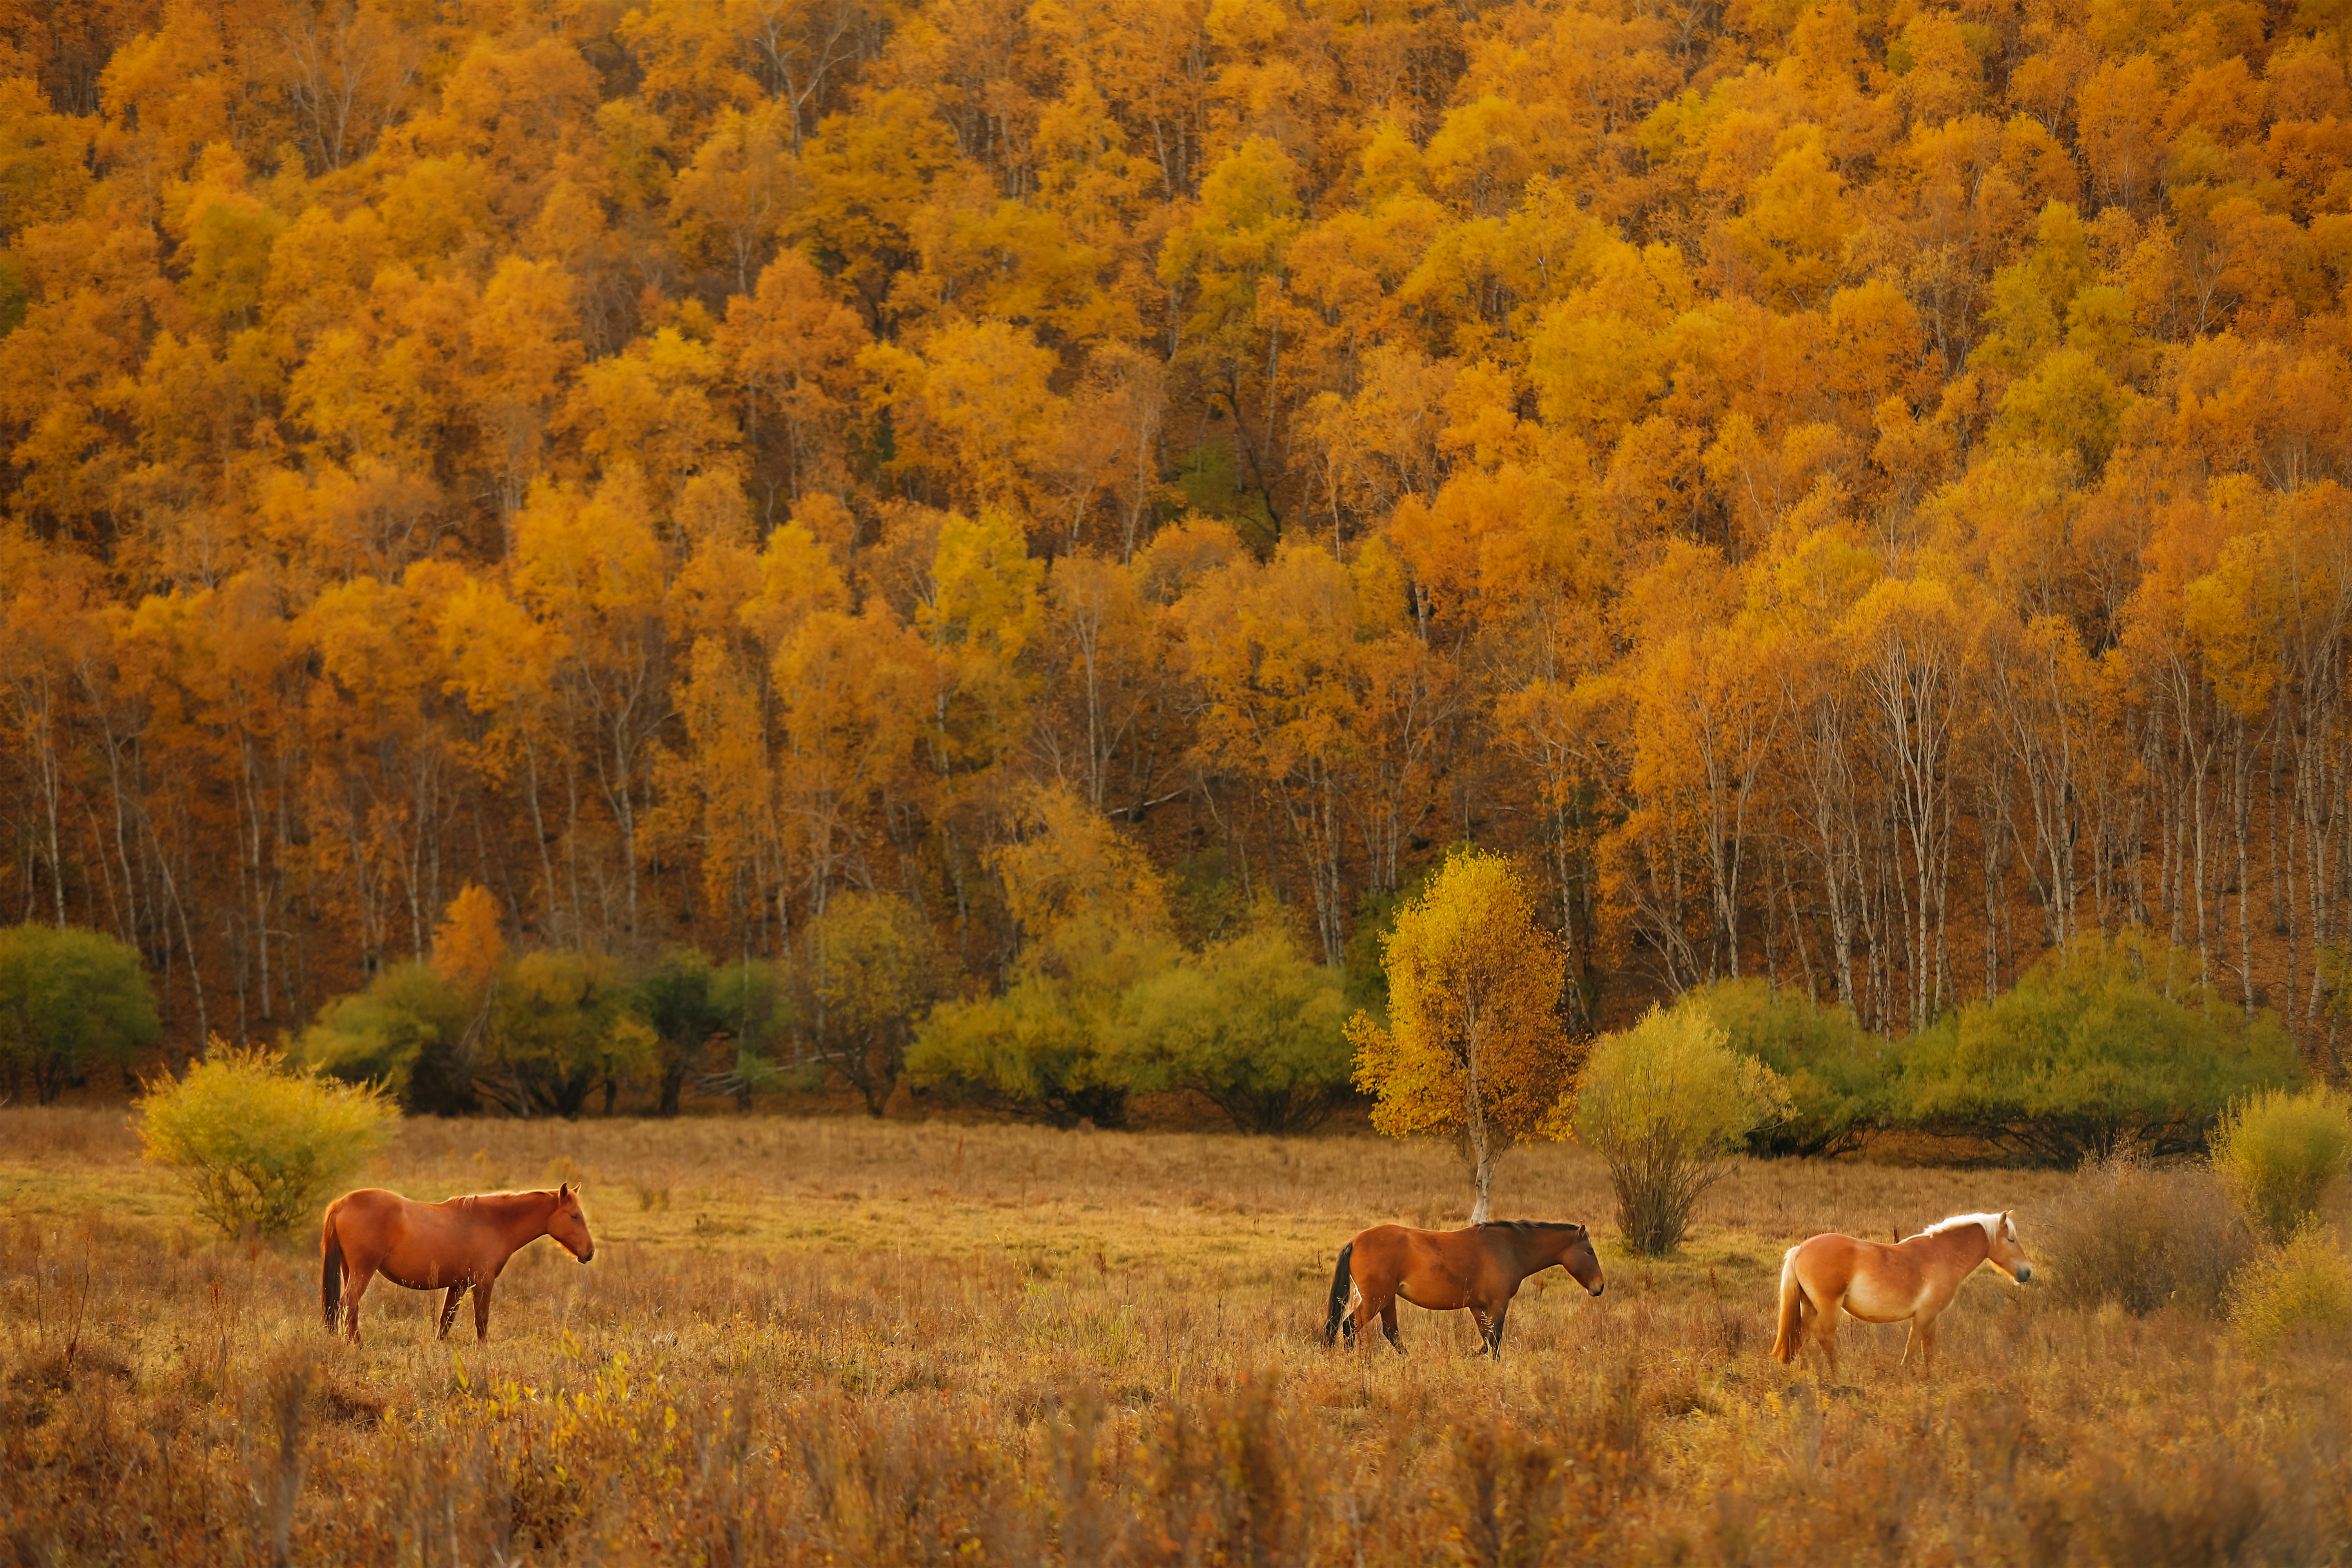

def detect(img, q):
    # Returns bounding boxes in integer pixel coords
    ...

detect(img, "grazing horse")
[321,1184,595,1344]
[1323,1221,1606,1359]
[1771,1210,2032,1379]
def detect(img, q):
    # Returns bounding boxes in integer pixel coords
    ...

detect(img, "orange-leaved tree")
[1347,847,1582,1223]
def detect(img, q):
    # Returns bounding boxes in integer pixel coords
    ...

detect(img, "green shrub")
[907,908,1171,1131]
[2229,1223,2352,1359]
[137,1043,397,1238]
[637,948,728,1117]
[2211,1086,2352,1245]
[708,959,791,1110]
[1896,929,2292,1165]
[794,893,941,1116]
[913,979,1128,1127]
[1572,1005,1788,1256]
[2039,1151,2252,1317]
[296,960,475,1112]
[1678,979,1889,1156]
[484,950,657,1118]
[1106,920,1351,1133]
[0,923,160,1104]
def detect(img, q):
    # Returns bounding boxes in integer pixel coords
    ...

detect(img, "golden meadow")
[5,1105,2349,1565]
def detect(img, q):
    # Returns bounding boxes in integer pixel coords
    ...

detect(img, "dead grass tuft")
[2039,1150,2255,1316]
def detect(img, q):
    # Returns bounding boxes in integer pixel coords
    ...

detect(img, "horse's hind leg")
[1379,1299,1405,1356]
[341,1263,378,1345]
[1347,1283,1382,1350]
[437,1282,471,1340]
[1811,1298,1841,1383]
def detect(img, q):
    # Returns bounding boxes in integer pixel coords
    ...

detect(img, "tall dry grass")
[2,1109,2347,1564]
[2038,1151,2255,1317]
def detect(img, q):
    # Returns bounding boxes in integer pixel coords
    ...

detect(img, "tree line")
[0,846,2296,1181]
[7,0,2352,1071]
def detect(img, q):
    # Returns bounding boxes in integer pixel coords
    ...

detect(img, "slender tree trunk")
[2233,714,2254,1016]
[1465,1011,1493,1224]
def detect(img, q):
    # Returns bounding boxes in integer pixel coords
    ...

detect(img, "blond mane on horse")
[1771,1210,2032,1378]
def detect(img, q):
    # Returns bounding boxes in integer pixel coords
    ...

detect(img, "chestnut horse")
[1323,1221,1605,1359]
[321,1184,595,1344]
[1771,1210,2032,1378]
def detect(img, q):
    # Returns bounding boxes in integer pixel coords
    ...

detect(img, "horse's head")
[1560,1223,1606,1298]
[550,1182,595,1263]
[1986,1209,2030,1283]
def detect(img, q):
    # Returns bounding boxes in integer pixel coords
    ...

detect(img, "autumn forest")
[6,0,2352,1087]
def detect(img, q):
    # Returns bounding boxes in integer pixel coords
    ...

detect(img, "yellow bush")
[136,1041,397,1238]
[1573,1005,1789,1256]
[2211,1085,2352,1245]
[2229,1223,2352,1360]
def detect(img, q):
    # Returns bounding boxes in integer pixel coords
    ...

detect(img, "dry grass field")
[2,1108,2348,1566]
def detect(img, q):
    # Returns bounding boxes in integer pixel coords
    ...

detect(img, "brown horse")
[321,1184,595,1344]
[1771,1210,2032,1379]
[1323,1220,1606,1359]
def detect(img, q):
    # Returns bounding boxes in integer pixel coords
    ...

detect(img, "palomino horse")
[1323,1221,1605,1359]
[321,1184,595,1344]
[1771,1210,2032,1378]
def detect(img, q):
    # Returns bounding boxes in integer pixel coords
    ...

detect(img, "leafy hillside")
[4,0,2352,1063]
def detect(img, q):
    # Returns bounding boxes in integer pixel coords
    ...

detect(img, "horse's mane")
[1477,1220,1586,1232]
[1922,1212,2002,1243]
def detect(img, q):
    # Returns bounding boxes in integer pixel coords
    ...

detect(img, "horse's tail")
[1770,1245,1804,1364]
[1322,1241,1355,1345]
[321,1207,345,1334]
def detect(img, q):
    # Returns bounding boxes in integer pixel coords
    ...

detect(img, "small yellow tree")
[431,884,506,993]
[1347,848,1580,1222]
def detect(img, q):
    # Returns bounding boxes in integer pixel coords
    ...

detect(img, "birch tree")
[1347,848,1579,1223]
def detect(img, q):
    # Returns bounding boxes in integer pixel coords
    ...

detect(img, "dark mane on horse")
[1478,1220,1586,1231]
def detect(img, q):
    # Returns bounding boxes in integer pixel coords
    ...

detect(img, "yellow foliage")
[1348,848,1579,1221]
[432,885,506,994]
[137,1042,397,1238]
[15,0,2352,1082]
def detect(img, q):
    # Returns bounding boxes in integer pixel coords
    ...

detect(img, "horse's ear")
[559,1181,572,1199]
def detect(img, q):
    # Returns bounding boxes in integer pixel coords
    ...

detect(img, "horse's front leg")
[437,1281,472,1340]
[1480,1302,1512,1360]
[472,1277,497,1343]
[1911,1312,1942,1377]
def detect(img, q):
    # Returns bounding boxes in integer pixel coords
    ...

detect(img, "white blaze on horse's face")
[1988,1210,2031,1283]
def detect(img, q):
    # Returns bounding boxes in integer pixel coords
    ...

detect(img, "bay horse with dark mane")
[321,1184,595,1344]
[1771,1210,2032,1378]
[1323,1221,1606,1358]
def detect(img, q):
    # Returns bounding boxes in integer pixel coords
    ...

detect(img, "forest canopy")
[5,0,2352,1078]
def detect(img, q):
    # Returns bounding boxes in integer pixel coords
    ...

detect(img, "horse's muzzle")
[1588,1281,1605,1298]
[2014,1263,2031,1283]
